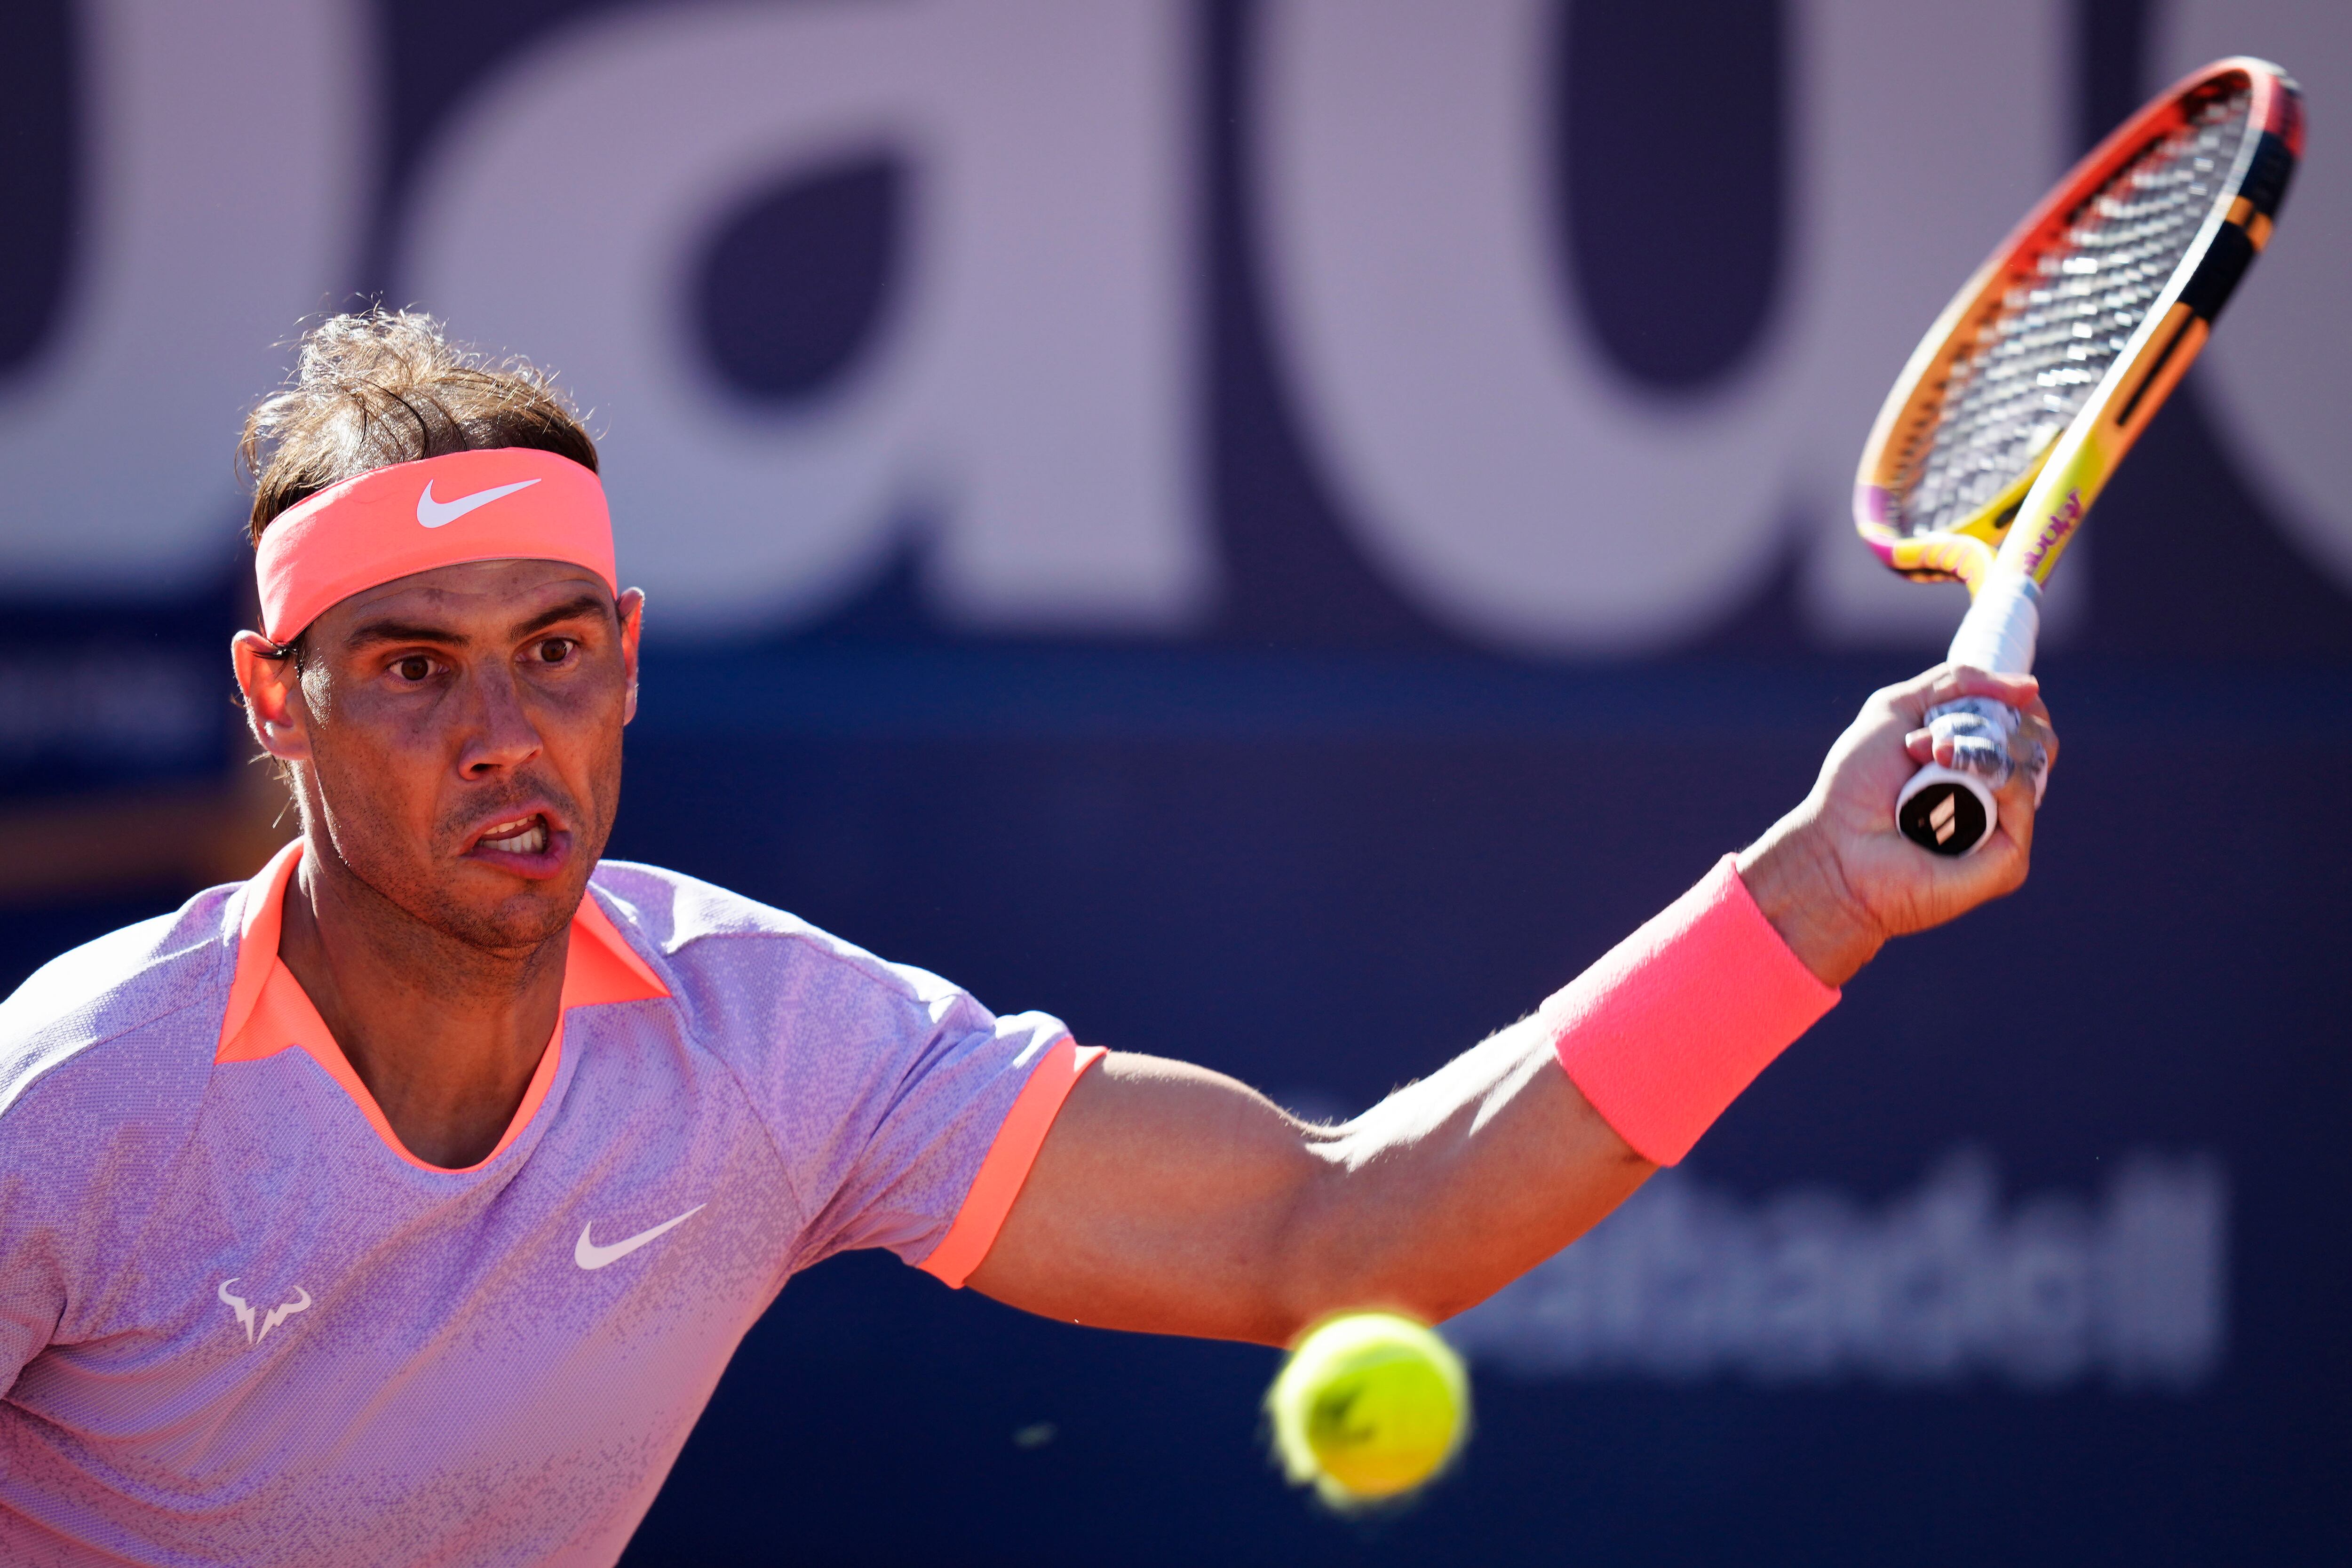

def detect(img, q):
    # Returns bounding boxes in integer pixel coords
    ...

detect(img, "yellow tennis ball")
[1266,1311,1469,1507]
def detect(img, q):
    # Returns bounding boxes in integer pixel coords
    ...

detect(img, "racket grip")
[1898,571,2043,856]
[1947,568,2041,677]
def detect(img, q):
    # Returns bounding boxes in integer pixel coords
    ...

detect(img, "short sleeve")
[793,995,1079,1274]
[594,868,1108,1290]
[697,928,1089,1281]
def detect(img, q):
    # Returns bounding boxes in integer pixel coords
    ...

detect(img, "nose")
[455,659,543,780]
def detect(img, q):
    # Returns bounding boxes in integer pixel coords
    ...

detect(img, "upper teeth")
[483,818,546,853]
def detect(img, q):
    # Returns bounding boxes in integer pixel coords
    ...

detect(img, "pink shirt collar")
[215,840,669,1172]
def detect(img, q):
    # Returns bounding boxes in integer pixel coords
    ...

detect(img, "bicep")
[965,1051,1325,1346]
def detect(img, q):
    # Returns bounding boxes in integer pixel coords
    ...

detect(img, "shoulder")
[0,885,237,1121]
[585,861,995,1066]
[588,860,969,1012]
[0,886,233,1210]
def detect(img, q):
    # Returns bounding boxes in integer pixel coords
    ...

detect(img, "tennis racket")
[1856,57,2302,855]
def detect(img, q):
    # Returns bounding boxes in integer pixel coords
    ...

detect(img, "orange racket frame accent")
[1853,57,2303,597]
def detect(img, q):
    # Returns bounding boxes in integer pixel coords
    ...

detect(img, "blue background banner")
[0,0,2347,1562]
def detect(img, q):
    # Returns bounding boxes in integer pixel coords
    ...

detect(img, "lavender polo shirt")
[0,843,1097,1566]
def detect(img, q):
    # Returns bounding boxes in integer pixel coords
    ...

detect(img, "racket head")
[1854,57,2302,592]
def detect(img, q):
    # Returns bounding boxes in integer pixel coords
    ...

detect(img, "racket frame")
[1853,56,2303,600]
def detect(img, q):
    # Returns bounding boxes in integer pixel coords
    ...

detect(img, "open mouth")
[461,800,574,879]
[473,812,552,858]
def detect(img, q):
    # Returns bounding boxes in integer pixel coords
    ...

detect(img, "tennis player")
[0,311,2053,1565]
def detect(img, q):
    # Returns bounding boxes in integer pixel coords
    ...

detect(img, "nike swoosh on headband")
[416,477,542,529]
[573,1205,705,1271]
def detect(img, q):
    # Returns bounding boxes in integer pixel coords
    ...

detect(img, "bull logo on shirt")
[217,1279,312,1345]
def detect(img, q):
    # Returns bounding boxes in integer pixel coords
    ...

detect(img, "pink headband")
[255,448,616,644]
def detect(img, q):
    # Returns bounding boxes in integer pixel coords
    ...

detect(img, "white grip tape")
[1947,570,2042,675]
[1917,696,2049,806]
[1898,571,2050,854]
[1929,569,2050,807]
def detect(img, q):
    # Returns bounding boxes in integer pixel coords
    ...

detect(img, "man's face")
[237,559,643,954]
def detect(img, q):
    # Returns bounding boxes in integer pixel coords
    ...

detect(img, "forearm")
[1269,1020,1651,1336]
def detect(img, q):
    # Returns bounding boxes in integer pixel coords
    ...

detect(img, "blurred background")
[2,0,2347,1562]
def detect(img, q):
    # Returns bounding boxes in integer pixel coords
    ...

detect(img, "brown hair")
[240,307,598,542]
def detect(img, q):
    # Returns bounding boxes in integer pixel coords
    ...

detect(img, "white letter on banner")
[2161,0,2352,593]
[401,0,1206,637]
[1251,0,1808,654]
[0,0,365,589]
[1788,0,2077,646]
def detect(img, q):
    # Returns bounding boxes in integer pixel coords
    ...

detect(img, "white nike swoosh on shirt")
[574,1205,706,1270]
[415,477,541,528]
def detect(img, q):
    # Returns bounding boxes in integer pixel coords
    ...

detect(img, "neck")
[276,839,571,1170]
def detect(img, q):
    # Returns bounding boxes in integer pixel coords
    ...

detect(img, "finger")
[1882,663,2032,719]
[1985,748,2041,863]
[1928,664,2041,712]
[2009,711,2058,770]
[1905,728,1933,763]
[1879,663,2040,726]
[2013,696,2060,772]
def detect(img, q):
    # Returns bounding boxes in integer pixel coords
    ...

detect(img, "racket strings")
[1894,86,2253,537]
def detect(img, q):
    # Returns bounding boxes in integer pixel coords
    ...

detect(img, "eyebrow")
[339,594,612,653]
[342,618,468,652]
[510,593,615,639]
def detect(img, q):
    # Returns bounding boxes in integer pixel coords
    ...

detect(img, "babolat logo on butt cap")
[2020,489,2083,572]
[1899,780,1985,855]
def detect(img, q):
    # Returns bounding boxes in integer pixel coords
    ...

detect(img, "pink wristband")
[1545,854,1838,1165]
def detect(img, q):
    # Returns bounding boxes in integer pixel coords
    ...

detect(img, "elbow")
[1255,1154,1472,1345]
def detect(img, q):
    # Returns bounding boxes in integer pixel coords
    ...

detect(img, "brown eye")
[537,638,575,664]
[395,656,432,683]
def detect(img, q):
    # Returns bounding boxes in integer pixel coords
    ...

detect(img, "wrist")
[1735,814,1883,987]
[1545,854,1842,1166]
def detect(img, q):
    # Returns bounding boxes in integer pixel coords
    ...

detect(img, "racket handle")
[1899,571,2043,856]
[1947,567,2041,676]
[1897,760,2000,855]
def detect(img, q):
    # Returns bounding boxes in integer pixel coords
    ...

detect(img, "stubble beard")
[301,748,620,961]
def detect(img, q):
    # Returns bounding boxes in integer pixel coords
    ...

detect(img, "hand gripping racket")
[1856,57,2302,855]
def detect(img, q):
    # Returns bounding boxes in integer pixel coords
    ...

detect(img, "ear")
[231,631,314,762]
[616,588,645,726]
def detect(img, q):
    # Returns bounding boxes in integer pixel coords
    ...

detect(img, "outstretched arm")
[967,666,2055,1345]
